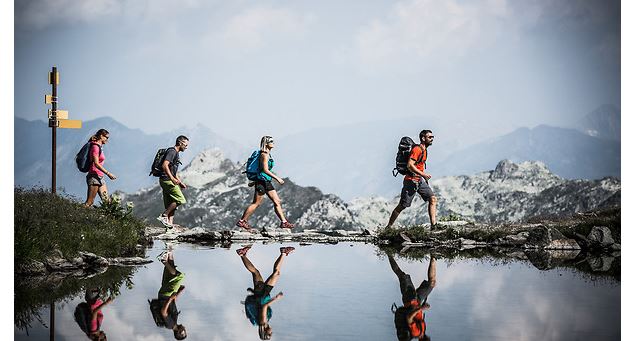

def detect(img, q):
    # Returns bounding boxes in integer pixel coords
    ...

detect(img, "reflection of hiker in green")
[149,251,187,340]
[388,253,436,341]
[74,288,114,341]
[236,245,295,340]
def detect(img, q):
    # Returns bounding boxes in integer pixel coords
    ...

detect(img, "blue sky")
[14,0,620,144]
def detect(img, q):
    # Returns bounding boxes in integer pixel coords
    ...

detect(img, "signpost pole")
[50,66,57,194]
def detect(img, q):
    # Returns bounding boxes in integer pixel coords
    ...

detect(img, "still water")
[15,242,620,340]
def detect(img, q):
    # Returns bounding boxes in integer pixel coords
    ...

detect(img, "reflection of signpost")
[45,66,82,194]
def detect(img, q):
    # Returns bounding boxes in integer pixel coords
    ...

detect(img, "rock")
[587,226,615,247]
[16,260,47,276]
[332,230,349,237]
[610,243,621,251]
[499,232,529,246]
[524,226,580,250]
[177,227,222,241]
[44,249,77,272]
[107,257,153,266]
[587,256,614,272]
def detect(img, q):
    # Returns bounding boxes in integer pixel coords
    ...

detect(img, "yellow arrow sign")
[57,119,82,129]
[45,94,56,104]
[48,109,68,120]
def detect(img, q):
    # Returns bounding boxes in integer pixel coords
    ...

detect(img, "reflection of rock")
[107,257,153,266]
[524,226,580,250]
[497,232,529,246]
[587,256,615,272]
[16,260,47,276]
[587,226,615,247]
[525,249,581,270]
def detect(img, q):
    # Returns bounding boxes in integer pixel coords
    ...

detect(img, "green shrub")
[14,188,146,265]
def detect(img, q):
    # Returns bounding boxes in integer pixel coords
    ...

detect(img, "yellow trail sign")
[48,109,68,120]
[57,119,82,129]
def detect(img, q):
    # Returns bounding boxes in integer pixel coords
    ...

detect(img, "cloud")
[15,0,202,30]
[16,0,122,30]
[337,0,618,75]
[218,6,314,53]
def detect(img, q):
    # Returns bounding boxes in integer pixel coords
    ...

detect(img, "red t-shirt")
[88,143,105,177]
[407,299,426,337]
[404,145,427,182]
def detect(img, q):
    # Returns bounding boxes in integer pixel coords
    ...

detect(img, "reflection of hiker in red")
[74,288,114,341]
[237,245,295,340]
[388,253,436,341]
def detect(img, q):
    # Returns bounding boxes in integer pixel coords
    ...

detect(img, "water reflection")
[73,288,114,340]
[148,250,188,340]
[388,253,436,341]
[237,245,295,340]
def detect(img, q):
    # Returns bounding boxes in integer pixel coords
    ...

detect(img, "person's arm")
[91,146,116,180]
[406,306,423,324]
[91,297,113,321]
[161,285,185,317]
[175,174,186,189]
[407,147,430,180]
[260,153,284,184]
[259,292,283,322]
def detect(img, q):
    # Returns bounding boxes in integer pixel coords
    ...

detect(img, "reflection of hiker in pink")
[74,288,114,341]
[149,250,187,339]
[236,245,295,340]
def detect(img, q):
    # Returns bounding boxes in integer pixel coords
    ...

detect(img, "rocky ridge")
[123,149,620,231]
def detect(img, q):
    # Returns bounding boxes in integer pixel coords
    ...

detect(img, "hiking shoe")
[236,245,252,256]
[157,215,173,228]
[280,247,295,255]
[280,221,295,229]
[236,219,258,233]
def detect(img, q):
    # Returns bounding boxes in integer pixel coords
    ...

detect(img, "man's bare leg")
[428,196,437,227]
[386,204,405,228]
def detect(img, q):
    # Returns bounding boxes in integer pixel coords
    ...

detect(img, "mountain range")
[14,104,620,201]
[122,149,620,230]
[14,117,248,198]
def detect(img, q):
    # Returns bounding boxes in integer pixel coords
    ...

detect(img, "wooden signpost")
[45,66,82,194]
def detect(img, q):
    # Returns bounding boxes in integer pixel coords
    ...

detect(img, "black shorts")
[399,179,434,208]
[253,281,274,297]
[255,180,275,195]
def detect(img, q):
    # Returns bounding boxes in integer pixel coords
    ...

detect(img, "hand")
[276,178,285,185]
[422,174,432,181]
[275,292,284,299]
[107,172,117,180]
[179,182,187,189]
[178,285,185,293]
[105,297,114,304]
[172,179,181,186]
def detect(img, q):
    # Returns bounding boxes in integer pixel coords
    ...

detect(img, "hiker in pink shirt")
[83,129,117,207]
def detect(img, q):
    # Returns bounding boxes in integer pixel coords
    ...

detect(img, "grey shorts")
[399,179,434,207]
[399,273,434,304]
[86,173,104,186]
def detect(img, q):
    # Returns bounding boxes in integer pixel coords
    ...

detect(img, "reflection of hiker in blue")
[74,288,114,341]
[388,253,436,341]
[149,250,187,340]
[237,245,295,340]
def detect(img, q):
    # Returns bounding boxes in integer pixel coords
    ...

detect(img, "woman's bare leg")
[84,185,99,207]
[241,192,265,221]
[266,190,287,222]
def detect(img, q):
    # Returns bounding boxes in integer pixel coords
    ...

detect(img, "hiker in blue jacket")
[237,135,295,232]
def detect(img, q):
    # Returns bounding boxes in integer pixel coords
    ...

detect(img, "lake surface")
[15,242,620,340]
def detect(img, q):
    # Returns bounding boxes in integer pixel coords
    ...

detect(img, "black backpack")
[392,137,425,177]
[75,142,101,173]
[149,148,170,177]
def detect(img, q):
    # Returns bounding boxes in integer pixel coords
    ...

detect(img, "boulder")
[587,226,615,247]
[524,226,580,250]
[107,257,153,266]
[525,249,580,270]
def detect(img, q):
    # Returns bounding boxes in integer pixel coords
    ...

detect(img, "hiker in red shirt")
[386,130,437,229]
[388,253,436,341]
[83,129,117,207]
